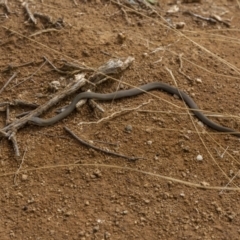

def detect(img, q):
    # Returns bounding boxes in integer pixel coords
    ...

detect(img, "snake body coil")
[29,82,240,137]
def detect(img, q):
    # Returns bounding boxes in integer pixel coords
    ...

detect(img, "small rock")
[147,140,152,145]
[93,169,102,178]
[65,211,73,217]
[144,199,150,204]
[196,154,203,161]
[117,32,126,44]
[119,84,125,89]
[180,192,185,197]
[175,22,185,29]
[173,94,179,99]
[196,78,202,83]
[125,125,132,133]
[49,81,60,92]
[93,225,99,233]
[78,231,85,237]
[200,181,210,187]
[85,201,89,206]
[22,174,28,181]
[197,121,204,128]
[82,49,90,57]
[167,5,179,14]
[122,210,128,215]
[104,231,111,239]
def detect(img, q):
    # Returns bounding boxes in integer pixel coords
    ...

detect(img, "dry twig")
[78,99,151,126]
[14,149,27,185]
[0,74,87,156]
[0,57,134,156]
[22,2,37,24]
[9,60,47,90]
[0,72,17,95]
[0,0,10,14]
[2,61,34,73]
[5,104,9,125]
[29,28,59,37]
[178,54,193,81]
[64,127,143,161]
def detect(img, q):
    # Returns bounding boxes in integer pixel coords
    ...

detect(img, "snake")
[29,82,240,137]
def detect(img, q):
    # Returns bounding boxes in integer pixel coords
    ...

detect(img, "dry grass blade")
[0,163,239,191]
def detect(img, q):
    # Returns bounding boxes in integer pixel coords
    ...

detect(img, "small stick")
[0,102,10,107]
[16,111,32,118]
[178,54,193,81]
[72,0,78,6]
[88,99,105,113]
[219,170,240,195]
[9,133,20,156]
[121,8,131,24]
[29,28,59,37]
[64,126,142,161]
[78,100,151,126]
[60,60,94,72]
[9,59,46,90]
[93,140,119,147]
[2,61,34,72]
[5,104,9,125]
[0,0,10,14]
[33,12,53,24]
[14,149,27,185]
[43,56,68,74]
[0,72,17,95]
[22,2,37,24]
[1,73,87,138]
[14,100,39,108]
[183,11,217,24]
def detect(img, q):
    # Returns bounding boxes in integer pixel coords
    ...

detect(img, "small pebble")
[49,81,60,92]
[78,231,85,237]
[92,225,99,233]
[200,181,210,187]
[117,32,126,44]
[147,140,152,145]
[85,201,89,206]
[173,94,179,99]
[197,121,204,128]
[180,192,185,197]
[196,154,203,161]
[122,210,128,215]
[125,125,132,132]
[196,78,202,83]
[175,22,185,29]
[65,211,73,217]
[104,232,111,239]
[93,169,102,178]
[22,174,28,181]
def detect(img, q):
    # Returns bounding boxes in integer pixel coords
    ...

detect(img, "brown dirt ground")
[1,0,240,239]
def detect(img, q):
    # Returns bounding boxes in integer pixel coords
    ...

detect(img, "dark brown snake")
[29,82,240,137]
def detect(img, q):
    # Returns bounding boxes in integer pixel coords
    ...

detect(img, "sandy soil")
[0,0,240,239]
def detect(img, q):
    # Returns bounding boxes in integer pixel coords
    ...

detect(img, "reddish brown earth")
[1,0,240,239]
